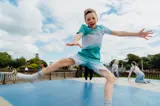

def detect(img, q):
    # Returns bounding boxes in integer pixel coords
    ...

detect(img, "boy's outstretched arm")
[112,28,153,40]
[66,33,83,48]
[72,33,83,43]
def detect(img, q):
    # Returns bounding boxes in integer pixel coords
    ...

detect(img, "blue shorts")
[135,73,145,83]
[70,54,110,74]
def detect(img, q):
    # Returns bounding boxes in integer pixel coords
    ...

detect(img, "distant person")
[84,66,93,81]
[25,67,28,71]
[42,64,45,69]
[8,66,11,70]
[10,66,13,70]
[8,66,12,71]
[111,60,119,78]
[128,61,151,84]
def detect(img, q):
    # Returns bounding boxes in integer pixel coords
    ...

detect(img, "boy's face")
[85,12,98,29]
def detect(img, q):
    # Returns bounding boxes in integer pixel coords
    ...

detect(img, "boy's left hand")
[66,42,82,48]
[138,28,153,40]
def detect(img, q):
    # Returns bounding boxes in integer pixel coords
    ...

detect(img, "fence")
[118,71,160,79]
[0,69,81,84]
[0,69,160,84]
[0,72,17,84]
[143,71,160,79]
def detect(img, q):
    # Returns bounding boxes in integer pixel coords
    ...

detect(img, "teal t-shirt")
[77,24,112,62]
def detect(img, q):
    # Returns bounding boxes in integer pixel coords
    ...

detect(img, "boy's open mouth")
[89,23,95,28]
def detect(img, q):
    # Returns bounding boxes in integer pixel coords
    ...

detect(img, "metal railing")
[0,72,17,84]
[0,69,159,84]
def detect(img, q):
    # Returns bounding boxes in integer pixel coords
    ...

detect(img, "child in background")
[84,66,93,81]
[128,61,151,84]
[112,60,119,78]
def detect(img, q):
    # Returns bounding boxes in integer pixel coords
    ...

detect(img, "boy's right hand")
[66,42,82,48]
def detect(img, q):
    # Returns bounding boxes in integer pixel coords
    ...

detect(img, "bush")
[28,63,38,69]
[20,66,26,69]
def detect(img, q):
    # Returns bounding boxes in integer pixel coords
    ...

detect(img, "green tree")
[41,60,48,67]
[28,63,38,69]
[0,52,12,68]
[125,64,131,70]
[28,58,41,65]
[9,57,27,68]
[127,54,141,64]
[140,57,151,69]
[149,54,160,69]
[109,59,116,67]
[28,57,48,67]
[118,60,123,68]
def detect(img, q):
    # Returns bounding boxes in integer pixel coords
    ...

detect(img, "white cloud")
[41,39,65,52]
[0,31,39,59]
[98,0,160,62]
[101,33,160,63]
[0,0,160,64]
[0,1,43,35]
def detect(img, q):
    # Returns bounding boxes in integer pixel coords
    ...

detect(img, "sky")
[0,0,160,65]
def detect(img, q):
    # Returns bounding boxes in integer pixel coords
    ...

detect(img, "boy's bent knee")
[99,70,115,84]
[106,73,115,84]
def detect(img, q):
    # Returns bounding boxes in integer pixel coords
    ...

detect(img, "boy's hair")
[84,8,97,19]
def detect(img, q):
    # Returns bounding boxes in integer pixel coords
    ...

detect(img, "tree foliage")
[109,53,160,71]
[0,52,48,69]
